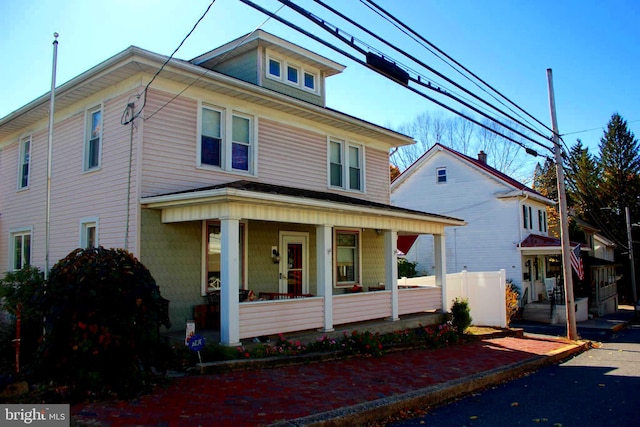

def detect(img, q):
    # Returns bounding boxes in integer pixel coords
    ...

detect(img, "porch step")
[522,302,553,324]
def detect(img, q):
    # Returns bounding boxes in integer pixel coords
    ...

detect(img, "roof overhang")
[495,190,555,206]
[141,183,465,234]
[1,46,412,148]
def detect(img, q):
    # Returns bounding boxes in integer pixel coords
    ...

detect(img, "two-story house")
[0,30,464,345]
[391,143,562,307]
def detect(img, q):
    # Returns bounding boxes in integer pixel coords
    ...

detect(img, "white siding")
[392,149,545,288]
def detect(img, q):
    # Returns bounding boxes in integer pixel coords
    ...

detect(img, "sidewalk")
[71,332,590,427]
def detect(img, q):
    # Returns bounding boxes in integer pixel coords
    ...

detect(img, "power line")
[239,0,550,155]
[122,0,217,125]
[562,119,640,137]
[360,0,553,137]
[273,0,552,154]
[296,0,552,144]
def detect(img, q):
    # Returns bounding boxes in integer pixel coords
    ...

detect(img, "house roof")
[519,233,581,249]
[191,30,345,77]
[392,143,553,205]
[0,41,411,148]
[140,180,465,234]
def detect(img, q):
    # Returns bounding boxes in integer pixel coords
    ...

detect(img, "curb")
[270,339,590,427]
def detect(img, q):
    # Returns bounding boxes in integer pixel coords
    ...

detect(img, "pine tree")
[565,139,601,217]
[598,113,640,246]
[533,158,560,236]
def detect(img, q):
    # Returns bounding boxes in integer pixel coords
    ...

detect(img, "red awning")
[397,235,418,255]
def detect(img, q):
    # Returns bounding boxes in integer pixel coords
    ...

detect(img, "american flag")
[570,244,584,280]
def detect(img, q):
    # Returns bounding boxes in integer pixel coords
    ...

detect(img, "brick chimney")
[477,150,487,164]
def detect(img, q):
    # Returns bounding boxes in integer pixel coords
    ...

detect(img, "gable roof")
[392,143,553,205]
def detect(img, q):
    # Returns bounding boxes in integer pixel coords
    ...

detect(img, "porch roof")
[141,180,465,234]
[518,233,581,255]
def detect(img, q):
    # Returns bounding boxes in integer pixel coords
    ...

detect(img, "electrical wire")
[272,0,552,154]
[304,0,552,143]
[360,0,553,137]
[239,0,549,155]
[121,0,216,125]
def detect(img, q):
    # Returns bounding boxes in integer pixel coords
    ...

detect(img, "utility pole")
[625,206,638,306]
[547,68,578,340]
[45,33,59,279]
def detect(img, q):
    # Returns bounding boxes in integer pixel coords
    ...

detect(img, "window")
[287,65,299,84]
[265,53,319,93]
[18,136,31,189]
[268,58,281,78]
[231,114,251,171]
[80,218,98,248]
[85,107,102,170]
[543,210,547,232]
[199,106,254,173]
[10,229,31,270]
[336,230,359,286]
[523,205,533,229]
[436,167,446,183]
[304,72,315,90]
[329,139,363,191]
[205,221,245,293]
[201,107,223,167]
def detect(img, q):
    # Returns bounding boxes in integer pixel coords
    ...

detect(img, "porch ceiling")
[141,181,465,234]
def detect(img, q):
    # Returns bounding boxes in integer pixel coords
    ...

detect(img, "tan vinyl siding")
[262,78,322,106]
[212,50,258,84]
[139,209,203,330]
[360,229,385,288]
[398,287,442,314]
[364,147,391,203]
[332,292,391,325]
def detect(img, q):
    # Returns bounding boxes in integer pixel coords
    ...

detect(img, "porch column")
[316,225,334,332]
[384,230,399,321]
[220,217,240,346]
[434,233,448,312]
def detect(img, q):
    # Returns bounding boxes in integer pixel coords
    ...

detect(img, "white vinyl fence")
[399,269,507,328]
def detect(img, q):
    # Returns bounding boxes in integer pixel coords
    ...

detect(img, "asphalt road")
[387,325,640,427]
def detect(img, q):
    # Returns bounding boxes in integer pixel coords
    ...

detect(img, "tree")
[533,157,560,236]
[390,164,400,182]
[565,139,601,218]
[597,113,640,246]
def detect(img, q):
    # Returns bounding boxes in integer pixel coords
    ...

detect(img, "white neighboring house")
[391,143,556,303]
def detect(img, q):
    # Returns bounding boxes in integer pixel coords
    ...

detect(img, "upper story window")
[266,52,319,94]
[18,136,31,189]
[84,106,102,171]
[199,105,254,174]
[523,205,533,229]
[538,209,547,233]
[80,217,98,248]
[436,167,446,184]
[10,228,31,271]
[304,72,316,90]
[329,139,363,192]
[268,58,281,78]
[287,65,299,84]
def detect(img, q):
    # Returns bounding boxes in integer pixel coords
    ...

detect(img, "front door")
[280,232,308,294]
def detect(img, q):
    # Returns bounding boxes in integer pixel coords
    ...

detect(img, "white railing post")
[385,230,399,321]
[317,225,334,332]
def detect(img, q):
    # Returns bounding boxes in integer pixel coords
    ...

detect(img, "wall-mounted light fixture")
[271,247,280,263]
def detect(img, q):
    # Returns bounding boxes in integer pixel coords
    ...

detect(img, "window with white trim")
[523,205,533,229]
[10,228,31,270]
[436,167,446,184]
[329,139,363,191]
[18,136,31,189]
[84,106,102,171]
[335,230,360,286]
[80,218,98,248]
[265,52,320,94]
[199,105,254,174]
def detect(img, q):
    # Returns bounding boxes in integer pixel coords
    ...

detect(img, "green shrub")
[397,258,418,278]
[450,297,472,334]
[0,266,46,374]
[36,247,171,399]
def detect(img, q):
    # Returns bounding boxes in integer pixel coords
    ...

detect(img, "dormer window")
[287,65,299,84]
[266,52,319,94]
[268,58,281,78]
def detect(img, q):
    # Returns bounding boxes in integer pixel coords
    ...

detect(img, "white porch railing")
[237,270,506,339]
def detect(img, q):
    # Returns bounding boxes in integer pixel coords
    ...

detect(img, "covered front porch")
[141,181,464,345]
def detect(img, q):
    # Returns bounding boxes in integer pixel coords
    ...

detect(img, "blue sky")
[2,0,638,160]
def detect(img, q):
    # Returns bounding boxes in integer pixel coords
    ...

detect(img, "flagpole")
[45,33,59,280]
